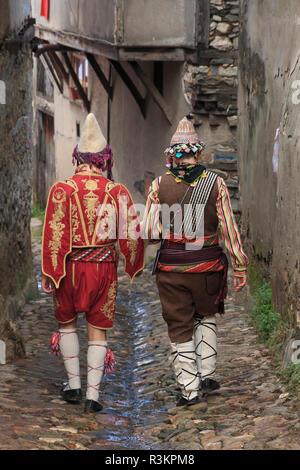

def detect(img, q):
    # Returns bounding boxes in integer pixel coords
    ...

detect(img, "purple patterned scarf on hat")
[72,144,114,181]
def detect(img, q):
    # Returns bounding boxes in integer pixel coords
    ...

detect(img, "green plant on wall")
[281,363,300,395]
[249,277,299,397]
[250,282,281,343]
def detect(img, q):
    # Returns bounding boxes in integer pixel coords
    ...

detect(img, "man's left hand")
[234,275,247,292]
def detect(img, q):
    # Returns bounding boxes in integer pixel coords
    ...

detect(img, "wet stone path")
[0,219,299,450]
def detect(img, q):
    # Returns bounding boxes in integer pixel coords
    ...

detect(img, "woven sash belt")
[159,243,223,264]
[68,245,116,263]
[159,243,228,314]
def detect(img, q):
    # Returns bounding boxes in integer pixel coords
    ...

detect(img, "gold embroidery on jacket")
[71,203,82,243]
[128,238,138,265]
[48,188,66,271]
[73,193,89,245]
[83,179,100,236]
[127,213,139,265]
[101,281,117,321]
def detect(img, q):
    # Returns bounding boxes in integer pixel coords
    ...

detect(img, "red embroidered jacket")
[42,171,144,288]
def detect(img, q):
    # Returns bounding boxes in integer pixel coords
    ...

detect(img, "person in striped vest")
[142,115,248,406]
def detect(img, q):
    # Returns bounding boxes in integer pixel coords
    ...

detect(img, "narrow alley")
[0,220,298,451]
[1,0,300,455]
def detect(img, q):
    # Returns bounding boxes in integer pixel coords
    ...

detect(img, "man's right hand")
[42,274,55,294]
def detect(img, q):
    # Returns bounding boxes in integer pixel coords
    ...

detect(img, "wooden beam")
[49,51,69,83]
[35,27,119,60]
[34,43,66,57]
[119,47,186,62]
[196,0,210,49]
[109,60,146,118]
[86,53,113,100]
[129,61,173,125]
[198,50,238,60]
[62,52,91,113]
[39,54,63,94]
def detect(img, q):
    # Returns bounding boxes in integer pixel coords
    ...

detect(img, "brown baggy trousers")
[156,270,222,343]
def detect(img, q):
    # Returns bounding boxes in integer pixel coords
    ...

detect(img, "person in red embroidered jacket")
[142,116,248,406]
[41,114,144,412]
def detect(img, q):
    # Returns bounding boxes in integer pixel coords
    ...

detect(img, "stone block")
[216,22,232,35]
[211,0,224,5]
[227,115,238,127]
[201,152,215,164]
[224,14,239,22]
[214,152,237,164]
[226,179,239,189]
[210,58,234,65]
[210,36,233,51]
[219,66,238,77]
[233,37,239,50]
[207,160,237,172]
[231,199,240,212]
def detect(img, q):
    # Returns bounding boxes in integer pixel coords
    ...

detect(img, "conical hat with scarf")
[78,113,107,153]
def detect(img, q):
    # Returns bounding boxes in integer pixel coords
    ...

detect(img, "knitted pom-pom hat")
[170,115,199,146]
[164,115,205,169]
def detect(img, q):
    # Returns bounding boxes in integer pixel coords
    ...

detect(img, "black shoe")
[84,399,103,413]
[201,378,220,394]
[60,385,82,404]
[176,395,200,407]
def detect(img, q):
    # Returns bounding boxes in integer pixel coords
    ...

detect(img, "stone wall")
[239,0,300,333]
[0,0,35,360]
[184,0,240,218]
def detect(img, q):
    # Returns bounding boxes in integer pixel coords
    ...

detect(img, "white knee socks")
[194,315,217,380]
[171,340,200,401]
[170,342,184,389]
[59,329,81,390]
[86,341,107,402]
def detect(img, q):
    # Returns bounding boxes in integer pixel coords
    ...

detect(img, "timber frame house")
[32,0,210,125]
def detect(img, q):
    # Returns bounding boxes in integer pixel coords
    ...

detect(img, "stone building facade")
[239,0,300,338]
[0,0,35,359]
[184,0,240,217]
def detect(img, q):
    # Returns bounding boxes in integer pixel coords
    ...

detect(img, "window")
[69,53,89,96]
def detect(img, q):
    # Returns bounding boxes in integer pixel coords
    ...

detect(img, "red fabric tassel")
[41,0,49,20]
[50,331,60,356]
[104,348,115,375]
